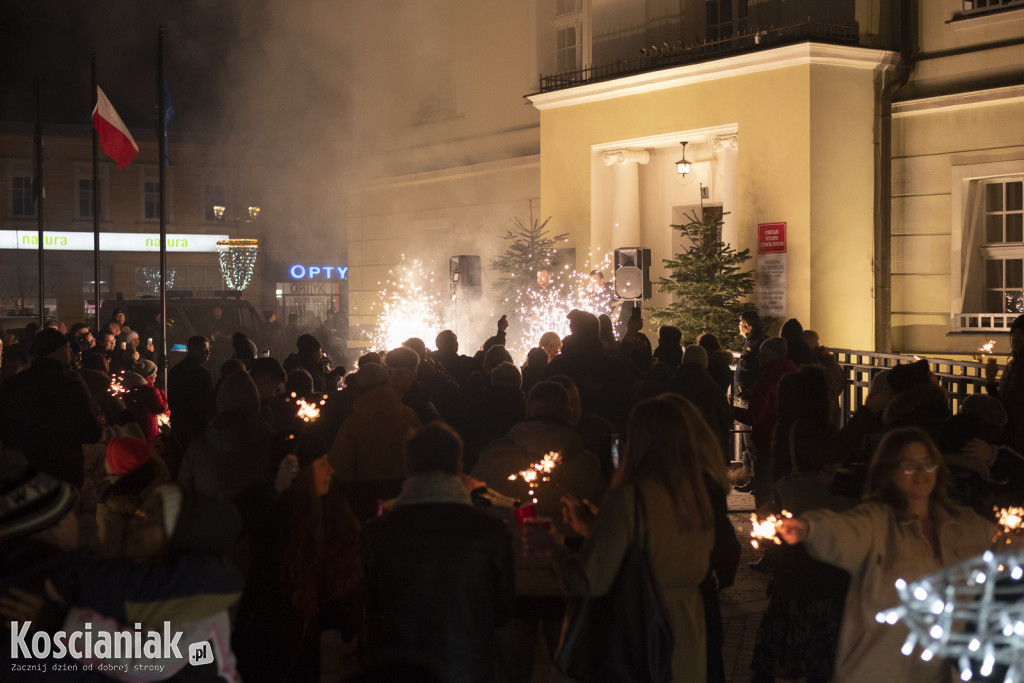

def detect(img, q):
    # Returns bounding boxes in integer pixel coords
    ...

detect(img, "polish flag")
[92,86,138,169]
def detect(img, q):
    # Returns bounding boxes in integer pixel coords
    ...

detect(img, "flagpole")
[157,26,168,391]
[34,75,45,327]
[91,56,101,330]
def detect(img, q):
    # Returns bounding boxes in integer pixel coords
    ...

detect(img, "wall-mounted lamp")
[675,141,691,176]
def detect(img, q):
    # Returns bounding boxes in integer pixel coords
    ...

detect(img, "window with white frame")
[954,162,1024,331]
[553,0,585,74]
[981,178,1024,313]
[962,0,1024,16]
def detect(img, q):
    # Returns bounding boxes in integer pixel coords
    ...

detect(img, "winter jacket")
[734,358,798,452]
[363,476,515,683]
[95,455,171,553]
[0,357,101,486]
[802,502,993,683]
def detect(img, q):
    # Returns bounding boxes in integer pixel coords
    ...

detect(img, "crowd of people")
[0,303,1022,682]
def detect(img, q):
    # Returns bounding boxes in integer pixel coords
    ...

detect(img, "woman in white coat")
[778,426,995,682]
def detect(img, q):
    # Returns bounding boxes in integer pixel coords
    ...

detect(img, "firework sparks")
[749,510,793,549]
[508,451,562,504]
[980,340,996,355]
[366,256,446,352]
[504,252,617,361]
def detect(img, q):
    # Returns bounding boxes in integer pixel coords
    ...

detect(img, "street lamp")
[675,141,691,176]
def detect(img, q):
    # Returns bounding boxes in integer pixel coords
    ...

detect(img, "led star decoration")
[217,239,259,291]
[877,548,1024,681]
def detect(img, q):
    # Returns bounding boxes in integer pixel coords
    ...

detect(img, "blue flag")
[162,82,175,167]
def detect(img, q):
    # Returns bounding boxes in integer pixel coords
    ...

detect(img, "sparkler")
[993,506,1024,546]
[290,392,327,423]
[108,372,127,398]
[980,340,997,355]
[749,510,793,549]
[507,451,562,504]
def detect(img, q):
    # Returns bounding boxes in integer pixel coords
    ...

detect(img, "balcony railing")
[537,18,860,94]
[957,312,1020,332]
[962,0,1024,17]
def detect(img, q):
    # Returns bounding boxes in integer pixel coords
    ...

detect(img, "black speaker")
[449,255,482,297]
[613,248,651,300]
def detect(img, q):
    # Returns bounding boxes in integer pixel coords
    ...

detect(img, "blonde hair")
[613,397,715,531]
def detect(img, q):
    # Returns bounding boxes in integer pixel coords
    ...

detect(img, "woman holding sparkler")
[540,396,716,682]
[777,427,995,682]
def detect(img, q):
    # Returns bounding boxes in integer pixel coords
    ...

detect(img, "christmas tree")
[650,210,755,349]
[490,216,568,304]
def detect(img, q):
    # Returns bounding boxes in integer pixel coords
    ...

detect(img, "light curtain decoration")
[217,239,259,291]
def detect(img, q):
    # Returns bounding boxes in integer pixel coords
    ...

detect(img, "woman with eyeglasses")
[777,426,995,683]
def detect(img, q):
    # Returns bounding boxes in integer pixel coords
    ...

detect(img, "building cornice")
[527,43,896,110]
[893,84,1024,117]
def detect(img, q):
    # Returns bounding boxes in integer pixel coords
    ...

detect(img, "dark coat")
[544,340,635,431]
[363,502,516,683]
[734,329,767,399]
[0,357,101,486]
[167,355,214,452]
[671,362,735,460]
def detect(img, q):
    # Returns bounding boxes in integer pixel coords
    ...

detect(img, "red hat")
[106,436,151,475]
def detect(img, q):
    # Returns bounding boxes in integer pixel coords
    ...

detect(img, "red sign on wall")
[758,222,787,254]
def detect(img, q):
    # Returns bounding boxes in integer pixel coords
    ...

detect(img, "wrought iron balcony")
[537,18,860,94]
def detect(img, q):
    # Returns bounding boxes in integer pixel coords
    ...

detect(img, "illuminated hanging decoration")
[140,266,175,293]
[217,238,259,291]
[877,546,1024,682]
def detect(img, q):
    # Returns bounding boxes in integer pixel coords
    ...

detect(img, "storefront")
[0,228,231,324]
[273,261,348,330]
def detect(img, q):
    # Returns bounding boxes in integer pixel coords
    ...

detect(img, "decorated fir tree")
[650,210,755,349]
[490,216,568,304]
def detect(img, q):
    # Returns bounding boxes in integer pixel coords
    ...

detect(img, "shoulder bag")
[554,483,673,683]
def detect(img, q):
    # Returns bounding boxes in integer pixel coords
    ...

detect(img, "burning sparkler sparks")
[291,392,327,423]
[508,451,562,504]
[994,506,1024,546]
[108,373,127,398]
[749,510,793,549]
[980,340,996,355]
